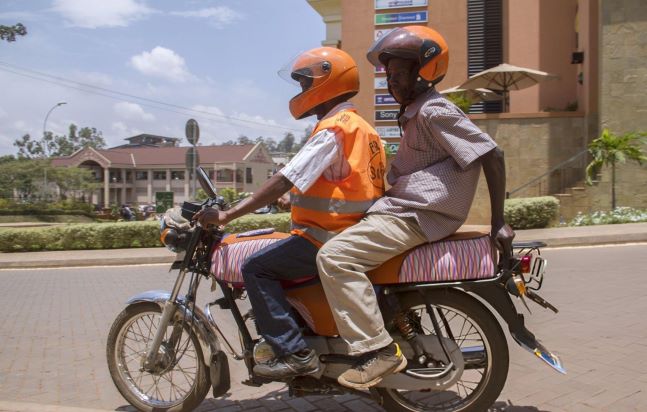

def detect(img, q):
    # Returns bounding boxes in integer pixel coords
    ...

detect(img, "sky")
[0,0,326,156]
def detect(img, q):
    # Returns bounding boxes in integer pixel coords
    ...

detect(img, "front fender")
[126,290,222,366]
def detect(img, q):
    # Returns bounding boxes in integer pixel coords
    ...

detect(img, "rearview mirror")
[196,167,217,198]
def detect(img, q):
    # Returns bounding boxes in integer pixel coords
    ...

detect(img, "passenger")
[194,47,387,379]
[316,26,516,389]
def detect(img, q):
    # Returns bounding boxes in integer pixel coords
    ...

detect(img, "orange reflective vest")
[290,108,386,246]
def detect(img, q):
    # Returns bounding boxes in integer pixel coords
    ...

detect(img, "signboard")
[375,65,386,74]
[375,110,400,122]
[386,142,401,153]
[374,28,393,40]
[185,118,200,145]
[374,77,388,89]
[375,94,397,106]
[375,0,427,10]
[376,125,401,138]
[375,11,427,25]
[155,191,174,213]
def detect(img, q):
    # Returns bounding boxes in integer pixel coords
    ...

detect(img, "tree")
[49,166,101,200]
[277,132,295,153]
[0,23,27,43]
[237,135,252,145]
[0,158,46,200]
[293,125,313,152]
[13,123,106,158]
[585,128,647,209]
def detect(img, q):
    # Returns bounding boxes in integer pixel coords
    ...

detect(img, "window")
[171,171,185,180]
[126,171,132,182]
[135,171,148,180]
[153,171,167,180]
[246,168,253,184]
[109,171,122,183]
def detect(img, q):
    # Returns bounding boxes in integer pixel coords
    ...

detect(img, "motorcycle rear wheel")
[378,289,508,412]
[106,302,210,412]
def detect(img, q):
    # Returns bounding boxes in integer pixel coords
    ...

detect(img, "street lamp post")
[42,101,67,199]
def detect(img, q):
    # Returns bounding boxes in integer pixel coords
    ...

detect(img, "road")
[0,244,646,411]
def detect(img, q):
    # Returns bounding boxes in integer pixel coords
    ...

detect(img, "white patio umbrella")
[459,63,558,111]
[439,86,503,103]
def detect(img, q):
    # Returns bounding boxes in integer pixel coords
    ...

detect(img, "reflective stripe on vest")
[290,223,337,244]
[290,192,378,214]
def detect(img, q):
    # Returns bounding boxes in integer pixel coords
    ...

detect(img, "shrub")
[0,213,292,252]
[569,207,647,226]
[504,196,559,229]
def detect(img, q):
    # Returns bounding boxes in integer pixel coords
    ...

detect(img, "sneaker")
[253,348,320,379]
[337,343,407,389]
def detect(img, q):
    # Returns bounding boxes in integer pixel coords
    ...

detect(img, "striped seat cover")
[210,234,496,286]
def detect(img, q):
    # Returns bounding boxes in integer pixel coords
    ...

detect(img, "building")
[51,142,275,208]
[307,0,646,221]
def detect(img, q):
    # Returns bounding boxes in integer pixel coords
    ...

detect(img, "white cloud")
[0,106,7,119]
[114,102,155,121]
[52,0,153,29]
[112,121,142,138]
[73,71,113,87]
[130,46,191,82]
[170,7,242,28]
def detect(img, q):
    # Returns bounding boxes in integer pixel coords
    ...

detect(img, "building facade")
[52,143,275,208]
[308,0,647,221]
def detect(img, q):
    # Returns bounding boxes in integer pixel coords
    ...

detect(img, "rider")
[194,47,387,379]
[316,26,516,389]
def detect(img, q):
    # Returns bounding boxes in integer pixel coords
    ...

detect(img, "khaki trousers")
[316,213,427,355]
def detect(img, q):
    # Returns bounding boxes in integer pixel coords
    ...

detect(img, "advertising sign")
[375,65,386,74]
[376,126,401,138]
[375,0,427,10]
[155,191,174,213]
[375,11,427,25]
[386,142,401,153]
[375,94,397,106]
[374,77,388,89]
[374,28,393,41]
[375,110,400,122]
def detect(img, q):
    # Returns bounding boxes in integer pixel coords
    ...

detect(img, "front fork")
[143,269,189,369]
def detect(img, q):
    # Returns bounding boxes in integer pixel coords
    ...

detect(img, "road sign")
[375,110,400,122]
[375,11,427,25]
[155,191,174,213]
[185,118,200,145]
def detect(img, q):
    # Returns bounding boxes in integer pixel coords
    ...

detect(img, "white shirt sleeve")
[279,128,343,193]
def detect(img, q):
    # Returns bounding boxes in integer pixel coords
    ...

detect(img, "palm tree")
[585,129,647,209]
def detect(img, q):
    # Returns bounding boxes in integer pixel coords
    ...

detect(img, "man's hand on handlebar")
[193,208,228,227]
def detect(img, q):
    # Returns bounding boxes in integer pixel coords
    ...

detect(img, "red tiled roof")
[53,144,264,167]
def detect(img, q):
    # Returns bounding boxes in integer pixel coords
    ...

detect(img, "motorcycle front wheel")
[106,302,210,412]
[379,289,509,412]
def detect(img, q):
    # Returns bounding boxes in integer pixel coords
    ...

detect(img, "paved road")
[1,244,646,411]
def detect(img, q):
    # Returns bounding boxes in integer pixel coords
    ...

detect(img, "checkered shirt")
[368,88,497,242]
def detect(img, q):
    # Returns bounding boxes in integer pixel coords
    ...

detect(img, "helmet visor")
[279,51,332,91]
[367,27,422,68]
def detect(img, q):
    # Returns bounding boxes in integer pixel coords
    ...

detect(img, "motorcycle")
[106,166,565,412]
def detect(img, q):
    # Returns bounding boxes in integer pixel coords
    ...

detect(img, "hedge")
[504,196,559,230]
[0,213,291,252]
[0,209,95,217]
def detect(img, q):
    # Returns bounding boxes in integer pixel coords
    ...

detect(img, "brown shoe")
[338,343,407,389]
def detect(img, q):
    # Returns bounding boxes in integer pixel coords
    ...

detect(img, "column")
[232,162,237,192]
[165,168,171,192]
[121,169,127,204]
[103,168,110,208]
[147,169,153,203]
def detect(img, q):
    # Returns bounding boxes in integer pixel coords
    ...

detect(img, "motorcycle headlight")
[160,227,188,253]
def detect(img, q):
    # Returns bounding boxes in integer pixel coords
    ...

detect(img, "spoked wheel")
[107,303,210,412]
[378,289,509,412]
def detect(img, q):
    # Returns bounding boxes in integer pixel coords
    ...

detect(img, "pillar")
[103,168,110,208]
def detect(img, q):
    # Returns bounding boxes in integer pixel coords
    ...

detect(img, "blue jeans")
[241,235,319,357]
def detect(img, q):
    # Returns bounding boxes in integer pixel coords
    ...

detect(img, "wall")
[465,113,586,223]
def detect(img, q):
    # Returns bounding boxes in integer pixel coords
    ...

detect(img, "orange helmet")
[367,25,449,86]
[280,47,359,120]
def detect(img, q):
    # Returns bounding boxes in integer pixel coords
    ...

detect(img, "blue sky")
[0,0,326,155]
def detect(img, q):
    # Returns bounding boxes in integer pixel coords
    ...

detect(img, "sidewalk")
[1,222,646,269]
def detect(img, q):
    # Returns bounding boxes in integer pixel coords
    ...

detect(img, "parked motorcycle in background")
[106,167,565,412]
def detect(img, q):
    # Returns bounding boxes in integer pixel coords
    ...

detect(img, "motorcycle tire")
[378,288,509,412]
[106,302,210,412]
